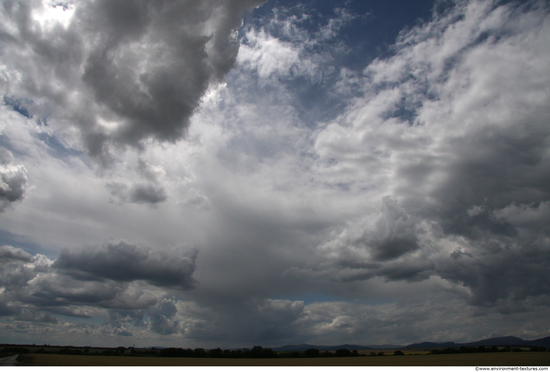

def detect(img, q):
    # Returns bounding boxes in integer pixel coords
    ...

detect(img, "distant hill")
[528,336,550,348]
[461,336,526,347]
[404,336,550,349]
[272,335,550,352]
[404,341,457,349]
[272,344,373,352]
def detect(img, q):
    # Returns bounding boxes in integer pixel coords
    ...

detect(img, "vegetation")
[157,346,364,359]
[17,352,550,366]
[2,343,549,366]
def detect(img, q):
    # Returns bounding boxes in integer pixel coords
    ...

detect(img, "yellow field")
[23,352,550,366]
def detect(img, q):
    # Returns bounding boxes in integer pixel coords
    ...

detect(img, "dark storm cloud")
[53,240,198,289]
[0,0,266,160]
[0,148,27,212]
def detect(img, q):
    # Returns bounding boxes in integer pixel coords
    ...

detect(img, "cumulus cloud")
[366,196,421,261]
[0,244,32,262]
[291,0,550,314]
[106,158,169,205]
[0,0,266,162]
[53,240,198,289]
[148,297,180,335]
[0,148,27,212]
[0,242,204,348]
[1,0,550,348]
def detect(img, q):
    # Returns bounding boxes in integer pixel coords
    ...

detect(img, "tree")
[304,348,320,357]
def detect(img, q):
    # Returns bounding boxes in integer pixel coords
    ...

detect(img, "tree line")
[158,346,365,358]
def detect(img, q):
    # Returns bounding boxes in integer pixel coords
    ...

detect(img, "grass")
[22,352,550,366]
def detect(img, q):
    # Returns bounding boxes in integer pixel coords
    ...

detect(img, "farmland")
[18,351,550,366]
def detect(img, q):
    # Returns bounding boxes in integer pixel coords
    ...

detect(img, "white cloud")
[238,30,304,79]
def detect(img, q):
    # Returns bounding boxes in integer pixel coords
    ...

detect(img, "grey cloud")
[312,197,424,283]
[427,124,550,241]
[437,246,550,307]
[369,196,421,261]
[15,308,58,324]
[0,302,18,316]
[179,190,211,211]
[0,245,46,289]
[175,299,308,345]
[107,159,168,204]
[0,242,197,332]
[137,158,164,183]
[113,327,133,337]
[299,0,550,312]
[0,147,14,164]
[0,244,33,262]
[129,183,167,204]
[450,248,473,259]
[25,274,124,308]
[0,148,27,212]
[493,201,550,234]
[107,310,145,329]
[107,181,167,205]
[255,299,305,341]
[0,0,267,161]
[148,298,179,335]
[53,240,198,289]
[37,306,97,319]
[25,275,161,313]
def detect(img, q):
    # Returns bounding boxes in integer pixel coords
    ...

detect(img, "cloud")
[15,308,58,324]
[0,148,27,212]
[148,297,180,335]
[0,244,33,262]
[304,0,550,308]
[0,241,199,340]
[106,158,169,205]
[366,196,421,261]
[107,181,167,205]
[53,240,198,289]
[0,0,266,162]
[1,0,550,348]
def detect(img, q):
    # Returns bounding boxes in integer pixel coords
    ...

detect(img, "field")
[20,351,550,366]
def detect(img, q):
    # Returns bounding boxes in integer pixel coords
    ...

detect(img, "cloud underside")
[0,148,27,212]
[0,0,266,163]
[0,0,549,347]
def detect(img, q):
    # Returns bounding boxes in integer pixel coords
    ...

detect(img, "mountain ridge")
[271,336,550,351]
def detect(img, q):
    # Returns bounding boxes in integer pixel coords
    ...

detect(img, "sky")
[0,0,549,349]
